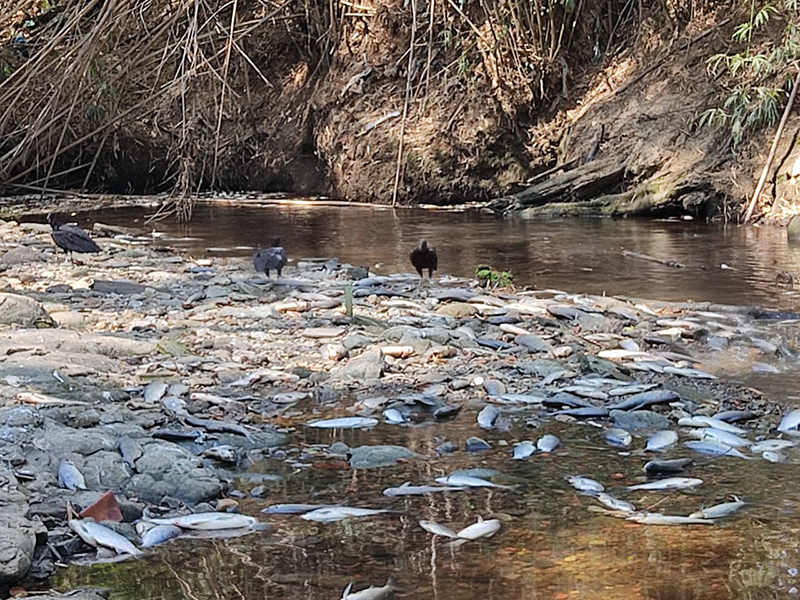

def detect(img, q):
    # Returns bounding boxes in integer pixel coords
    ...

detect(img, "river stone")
[516,334,554,352]
[465,437,492,451]
[304,327,345,339]
[125,443,224,504]
[33,427,116,456]
[218,305,280,319]
[91,279,148,295]
[349,445,419,469]
[517,359,566,377]
[342,333,371,350]
[436,303,477,318]
[610,409,670,430]
[0,515,36,583]
[81,451,133,489]
[0,294,52,326]
[0,406,42,428]
[789,215,800,243]
[0,246,43,265]
[331,348,384,382]
[420,328,451,344]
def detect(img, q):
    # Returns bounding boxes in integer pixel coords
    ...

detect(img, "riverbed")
[5,204,800,600]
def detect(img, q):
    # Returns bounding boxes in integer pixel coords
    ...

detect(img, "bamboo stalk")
[391,0,417,207]
[744,68,800,223]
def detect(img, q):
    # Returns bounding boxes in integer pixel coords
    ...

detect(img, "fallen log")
[621,250,685,269]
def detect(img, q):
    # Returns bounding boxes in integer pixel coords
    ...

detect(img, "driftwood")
[505,157,629,210]
[621,250,685,269]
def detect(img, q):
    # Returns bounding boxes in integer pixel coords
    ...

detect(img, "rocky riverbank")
[0,216,795,596]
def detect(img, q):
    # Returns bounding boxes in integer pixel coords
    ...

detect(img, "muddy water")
[46,203,800,599]
[68,203,800,309]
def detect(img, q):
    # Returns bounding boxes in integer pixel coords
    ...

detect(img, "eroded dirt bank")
[0,0,798,218]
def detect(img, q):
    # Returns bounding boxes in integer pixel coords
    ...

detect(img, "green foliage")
[476,265,513,289]
[699,0,798,149]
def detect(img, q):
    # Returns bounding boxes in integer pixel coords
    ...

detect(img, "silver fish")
[419,520,458,538]
[778,409,800,432]
[536,434,560,453]
[383,483,464,496]
[689,497,745,519]
[477,405,500,430]
[608,383,658,397]
[763,450,786,463]
[626,512,714,525]
[69,519,142,555]
[262,504,335,515]
[382,408,405,424]
[435,475,513,489]
[456,518,502,540]
[595,493,636,513]
[512,441,535,460]
[148,512,257,530]
[161,396,188,416]
[626,477,703,491]
[567,476,604,493]
[118,437,143,470]
[689,428,749,448]
[603,428,632,448]
[497,393,546,405]
[202,445,238,462]
[143,380,168,403]
[646,430,678,452]
[684,440,753,459]
[306,417,379,429]
[341,580,398,600]
[140,524,183,548]
[662,366,717,379]
[58,459,87,491]
[750,439,795,453]
[690,416,747,435]
[301,507,392,523]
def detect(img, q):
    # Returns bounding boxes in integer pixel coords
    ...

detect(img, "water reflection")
[69,204,800,309]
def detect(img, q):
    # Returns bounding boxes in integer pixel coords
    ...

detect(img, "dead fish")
[306,417,379,429]
[117,437,143,470]
[435,475,514,490]
[595,493,636,513]
[143,380,168,403]
[626,477,703,491]
[382,408,406,425]
[202,445,238,462]
[690,416,747,435]
[496,393,546,405]
[559,386,609,401]
[684,440,752,459]
[597,349,654,360]
[603,428,632,448]
[643,458,693,474]
[419,520,458,538]
[608,383,659,397]
[567,475,604,494]
[689,428,749,448]
[148,512,257,530]
[663,366,717,379]
[512,441,535,460]
[456,517,502,540]
[554,407,609,418]
[777,408,800,432]
[626,513,714,526]
[713,410,755,423]
[383,483,464,496]
[301,507,393,523]
[262,504,336,515]
[341,579,398,600]
[140,524,183,548]
[69,519,142,556]
[689,497,745,519]
[477,405,500,430]
[762,450,786,463]
[536,434,560,453]
[58,459,87,491]
[646,430,678,452]
[608,390,679,411]
[161,395,188,416]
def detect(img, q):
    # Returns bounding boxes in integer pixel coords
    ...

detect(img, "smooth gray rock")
[0,406,42,428]
[331,348,384,382]
[515,334,555,352]
[349,445,420,469]
[0,293,52,326]
[0,246,44,265]
[342,333,371,350]
[33,427,116,456]
[0,517,36,582]
[91,279,149,295]
[81,451,132,489]
[610,409,671,430]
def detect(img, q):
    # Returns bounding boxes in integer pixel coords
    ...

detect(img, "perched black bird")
[48,213,101,258]
[409,239,438,281]
[253,238,287,279]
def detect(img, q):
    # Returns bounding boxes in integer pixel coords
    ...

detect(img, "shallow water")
[40,202,800,599]
[63,203,800,309]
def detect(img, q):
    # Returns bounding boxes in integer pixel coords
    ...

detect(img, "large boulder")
[349,445,421,469]
[0,294,52,326]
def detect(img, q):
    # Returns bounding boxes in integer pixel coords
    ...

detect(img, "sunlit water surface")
[40,203,800,599]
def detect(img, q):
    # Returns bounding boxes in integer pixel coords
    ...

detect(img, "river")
[39,203,800,600]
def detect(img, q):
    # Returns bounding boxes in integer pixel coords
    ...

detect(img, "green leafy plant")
[699,0,799,149]
[476,265,514,289]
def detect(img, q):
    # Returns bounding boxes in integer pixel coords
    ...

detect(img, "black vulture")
[253,238,287,279]
[409,239,437,281]
[48,213,101,258]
